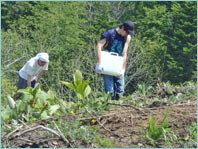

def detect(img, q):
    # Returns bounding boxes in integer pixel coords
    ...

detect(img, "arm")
[27,74,32,87]
[36,70,44,82]
[122,35,131,70]
[96,38,106,64]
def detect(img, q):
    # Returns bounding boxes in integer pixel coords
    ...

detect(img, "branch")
[13,125,60,138]
[3,125,23,140]
[107,102,146,115]
[52,121,74,148]
[1,70,19,76]
[4,56,27,70]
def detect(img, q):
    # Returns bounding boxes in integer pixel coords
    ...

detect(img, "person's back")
[19,56,48,81]
[16,52,49,100]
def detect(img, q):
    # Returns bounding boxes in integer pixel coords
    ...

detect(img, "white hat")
[37,53,49,63]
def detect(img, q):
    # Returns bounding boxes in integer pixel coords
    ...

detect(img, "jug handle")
[110,52,118,56]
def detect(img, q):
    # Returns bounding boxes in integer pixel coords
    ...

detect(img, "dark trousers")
[15,75,36,100]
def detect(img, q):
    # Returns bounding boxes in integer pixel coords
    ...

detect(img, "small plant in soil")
[145,108,170,146]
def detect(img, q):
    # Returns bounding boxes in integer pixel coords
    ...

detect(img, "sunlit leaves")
[61,70,92,101]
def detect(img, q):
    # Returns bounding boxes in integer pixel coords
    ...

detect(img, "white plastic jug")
[100,51,123,76]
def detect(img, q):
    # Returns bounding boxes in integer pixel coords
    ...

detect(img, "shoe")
[115,93,122,100]
[111,94,119,100]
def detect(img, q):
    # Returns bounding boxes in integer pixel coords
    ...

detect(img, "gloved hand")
[34,82,39,88]
[117,69,125,77]
[96,64,103,73]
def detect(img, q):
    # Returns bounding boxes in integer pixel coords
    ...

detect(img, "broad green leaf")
[27,104,34,112]
[76,81,85,95]
[36,91,49,106]
[22,94,33,102]
[17,100,27,113]
[47,98,57,105]
[77,93,83,100]
[32,84,40,97]
[40,110,50,120]
[74,80,82,89]
[27,87,33,95]
[73,70,82,86]
[49,105,60,115]
[18,88,32,94]
[84,85,91,98]
[15,100,23,114]
[47,90,56,99]
[60,81,76,90]
[77,80,88,95]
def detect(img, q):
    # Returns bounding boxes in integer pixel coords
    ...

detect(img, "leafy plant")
[18,84,41,108]
[1,85,65,123]
[145,109,170,146]
[61,70,91,102]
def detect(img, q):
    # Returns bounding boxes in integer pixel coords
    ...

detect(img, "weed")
[145,109,170,146]
[163,128,178,146]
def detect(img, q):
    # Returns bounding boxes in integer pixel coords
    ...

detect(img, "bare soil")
[2,98,197,148]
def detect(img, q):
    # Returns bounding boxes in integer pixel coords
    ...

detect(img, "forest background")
[1,1,197,103]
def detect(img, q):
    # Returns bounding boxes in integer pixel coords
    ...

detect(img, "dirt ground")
[2,97,197,148]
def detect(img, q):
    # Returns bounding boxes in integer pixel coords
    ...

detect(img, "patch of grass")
[187,122,197,141]
[180,91,196,101]
[95,135,115,148]
[163,128,178,146]
[48,119,99,144]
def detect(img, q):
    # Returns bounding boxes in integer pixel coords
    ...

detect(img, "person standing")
[16,52,49,99]
[96,21,135,100]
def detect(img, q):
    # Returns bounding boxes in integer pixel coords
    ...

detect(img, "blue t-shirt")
[100,29,127,56]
